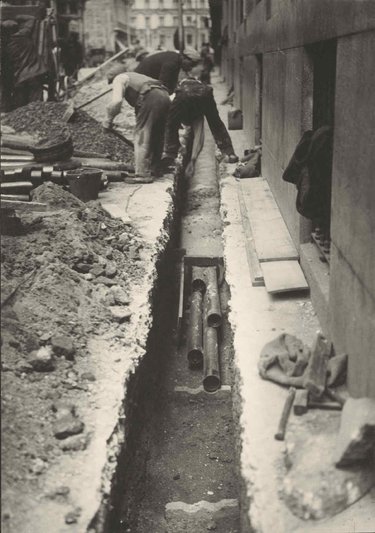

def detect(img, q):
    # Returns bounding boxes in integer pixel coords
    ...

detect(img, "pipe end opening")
[203,375,221,393]
[191,280,206,293]
[187,349,203,369]
[207,313,222,328]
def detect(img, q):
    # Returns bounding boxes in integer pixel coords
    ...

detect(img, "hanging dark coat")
[282,125,333,225]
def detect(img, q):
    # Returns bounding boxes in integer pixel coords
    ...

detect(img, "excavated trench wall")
[90,168,183,532]
[92,144,245,532]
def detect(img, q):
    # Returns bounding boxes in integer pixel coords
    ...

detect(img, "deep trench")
[98,149,242,533]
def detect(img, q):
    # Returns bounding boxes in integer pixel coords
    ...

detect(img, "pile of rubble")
[1,181,146,519]
[0,100,135,205]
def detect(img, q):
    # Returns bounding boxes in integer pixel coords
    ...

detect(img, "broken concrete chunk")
[283,410,375,520]
[110,306,132,323]
[81,371,96,382]
[29,457,46,475]
[94,276,117,287]
[65,507,81,525]
[105,261,117,278]
[335,397,375,467]
[15,361,34,374]
[29,346,55,372]
[52,401,75,418]
[110,285,130,305]
[59,433,89,452]
[53,414,84,440]
[51,335,75,360]
[90,264,105,277]
[74,262,91,274]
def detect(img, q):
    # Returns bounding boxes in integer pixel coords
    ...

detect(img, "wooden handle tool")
[275,387,296,441]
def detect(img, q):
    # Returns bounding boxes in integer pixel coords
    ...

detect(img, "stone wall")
[221,0,375,397]
[329,31,375,398]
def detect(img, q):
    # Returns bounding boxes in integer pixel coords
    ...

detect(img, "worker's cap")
[182,47,201,64]
[135,48,149,61]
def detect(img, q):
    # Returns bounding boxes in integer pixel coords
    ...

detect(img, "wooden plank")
[0,199,47,212]
[177,258,185,346]
[0,195,29,202]
[240,178,299,262]
[236,182,264,286]
[261,260,309,294]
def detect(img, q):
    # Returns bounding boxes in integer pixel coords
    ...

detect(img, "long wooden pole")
[73,48,128,89]
[178,0,185,52]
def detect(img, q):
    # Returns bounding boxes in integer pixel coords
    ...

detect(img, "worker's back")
[135,50,181,94]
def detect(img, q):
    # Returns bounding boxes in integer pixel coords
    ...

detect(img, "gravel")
[2,101,134,164]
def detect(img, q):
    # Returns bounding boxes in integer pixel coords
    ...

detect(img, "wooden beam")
[1,199,48,212]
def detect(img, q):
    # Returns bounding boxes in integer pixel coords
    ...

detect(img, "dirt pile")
[1,182,146,506]
[2,101,133,163]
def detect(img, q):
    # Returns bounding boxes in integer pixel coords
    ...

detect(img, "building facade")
[83,0,133,56]
[130,0,210,50]
[220,0,375,400]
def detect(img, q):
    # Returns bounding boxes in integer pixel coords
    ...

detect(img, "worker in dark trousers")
[5,15,47,108]
[162,58,238,174]
[135,47,201,95]
[103,71,170,183]
[60,32,83,81]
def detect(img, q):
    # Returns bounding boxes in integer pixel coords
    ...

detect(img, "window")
[145,16,150,27]
[186,16,192,24]
[159,0,164,6]
[173,16,178,25]
[160,34,165,45]
[160,15,165,25]
[131,17,136,25]
[186,33,193,45]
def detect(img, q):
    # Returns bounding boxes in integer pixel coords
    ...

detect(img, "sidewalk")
[212,72,375,533]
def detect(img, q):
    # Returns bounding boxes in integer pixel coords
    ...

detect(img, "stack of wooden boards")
[0,132,135,204]
[237,177,309,294]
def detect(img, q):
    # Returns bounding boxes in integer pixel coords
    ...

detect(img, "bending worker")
[135,47,201,94]
[162,57,238,175]
[103,71,170,183]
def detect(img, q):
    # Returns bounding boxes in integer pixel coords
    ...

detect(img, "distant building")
[130,0,210,50]
[83,0,134,57]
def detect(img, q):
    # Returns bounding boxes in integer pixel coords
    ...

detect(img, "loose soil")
[1,182,147,528]
[2,101,133,164]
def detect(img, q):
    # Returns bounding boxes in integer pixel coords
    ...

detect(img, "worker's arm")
[103,73,129,129]
[204,92,238,161]
[15,15,36,36]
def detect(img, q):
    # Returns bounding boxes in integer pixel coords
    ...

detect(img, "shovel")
[62,48,129,122]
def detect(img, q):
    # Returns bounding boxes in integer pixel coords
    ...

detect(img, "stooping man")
[103,71,170,183]
[162,57,238,176]
[135,47,202,95]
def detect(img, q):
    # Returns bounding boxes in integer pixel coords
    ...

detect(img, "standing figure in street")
[135,47,201,95]
[60,32,83,81]
[103,71,170,183]
[162,59,238,175]
[199,42,214,84]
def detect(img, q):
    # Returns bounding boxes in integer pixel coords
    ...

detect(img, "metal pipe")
[203,325,220,393]
[206,266,222,328]
[191,266,206,293]
[187,290,203,369]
